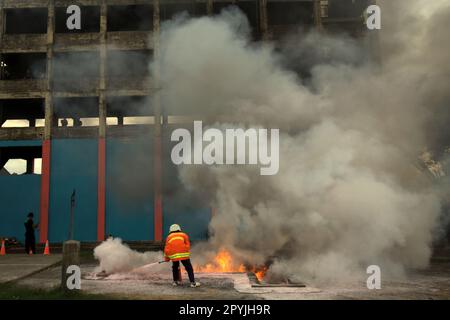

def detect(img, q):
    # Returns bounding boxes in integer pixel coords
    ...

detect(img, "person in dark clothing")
[61,118,69,127]
[24,212,38,254]
[172,260,196,284]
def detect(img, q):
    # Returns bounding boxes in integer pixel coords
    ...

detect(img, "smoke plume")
[155,0,450,283]
[94,238,163,274]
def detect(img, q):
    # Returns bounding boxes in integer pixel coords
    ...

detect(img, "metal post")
[68,189,76,240]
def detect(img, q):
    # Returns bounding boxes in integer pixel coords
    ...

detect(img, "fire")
[253,266,268,282]
[195,249,246,273]
[194,249,268,282]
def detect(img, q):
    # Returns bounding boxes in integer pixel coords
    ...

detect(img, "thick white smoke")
[94,238,163,274]
[154,0,449,284]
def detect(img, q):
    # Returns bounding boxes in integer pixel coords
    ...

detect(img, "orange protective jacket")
[164,231,191,261]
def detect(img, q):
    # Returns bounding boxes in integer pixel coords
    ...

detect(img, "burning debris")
[195,249,245,274]
[194,248,268,282]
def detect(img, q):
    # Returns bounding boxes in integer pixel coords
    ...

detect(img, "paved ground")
[258,261,450,300]
[0,254,62,283]
[9,258,450,299]
[16,264,261,299]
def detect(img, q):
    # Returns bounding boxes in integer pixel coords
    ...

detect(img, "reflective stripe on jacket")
[164,232,190,261]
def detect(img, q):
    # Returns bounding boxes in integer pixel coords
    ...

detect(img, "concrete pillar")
[97,1,107,242]
[153,1,161,82]
[44,93,53,137]
[61,240,80,291]
[39,0,55,244]
[99,93,106,136]
[259,0,268,40]
[153,0,163,241]
[39,139,51,243]
[44,0,55,140]
[99,0,107,138]
[313,0,323,30]
[207,0,213,16]
[0,0,4,54]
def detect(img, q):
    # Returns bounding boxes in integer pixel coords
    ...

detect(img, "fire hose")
[131,260,168,273]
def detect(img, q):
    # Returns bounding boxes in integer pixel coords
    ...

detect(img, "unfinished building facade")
[0,0,373,244]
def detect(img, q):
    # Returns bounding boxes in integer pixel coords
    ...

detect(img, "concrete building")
[0,0,372,244]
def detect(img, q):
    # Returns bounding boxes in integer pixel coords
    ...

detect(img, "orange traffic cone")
[0,240,5,256]
[43,240,50,255]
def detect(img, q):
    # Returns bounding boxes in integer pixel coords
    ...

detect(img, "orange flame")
[253,266,268,282]
[194,249,268,282]
[195,249,246,273]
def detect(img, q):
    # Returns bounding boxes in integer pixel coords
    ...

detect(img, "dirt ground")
[10,258,450,300]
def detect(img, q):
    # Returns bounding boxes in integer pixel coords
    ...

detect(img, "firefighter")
[164,224,201,287]
[24,212,38,254]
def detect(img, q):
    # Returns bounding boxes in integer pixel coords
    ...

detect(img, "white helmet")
[169,224,181,233]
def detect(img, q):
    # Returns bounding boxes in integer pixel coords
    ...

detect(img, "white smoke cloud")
[153,0,449,284]
[94,238,163,274]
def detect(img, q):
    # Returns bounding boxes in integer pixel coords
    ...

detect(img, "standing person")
[164,224,201,287]
[24,212,38,254]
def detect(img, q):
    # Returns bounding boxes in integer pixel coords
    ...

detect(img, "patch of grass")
[0,283,117,300]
